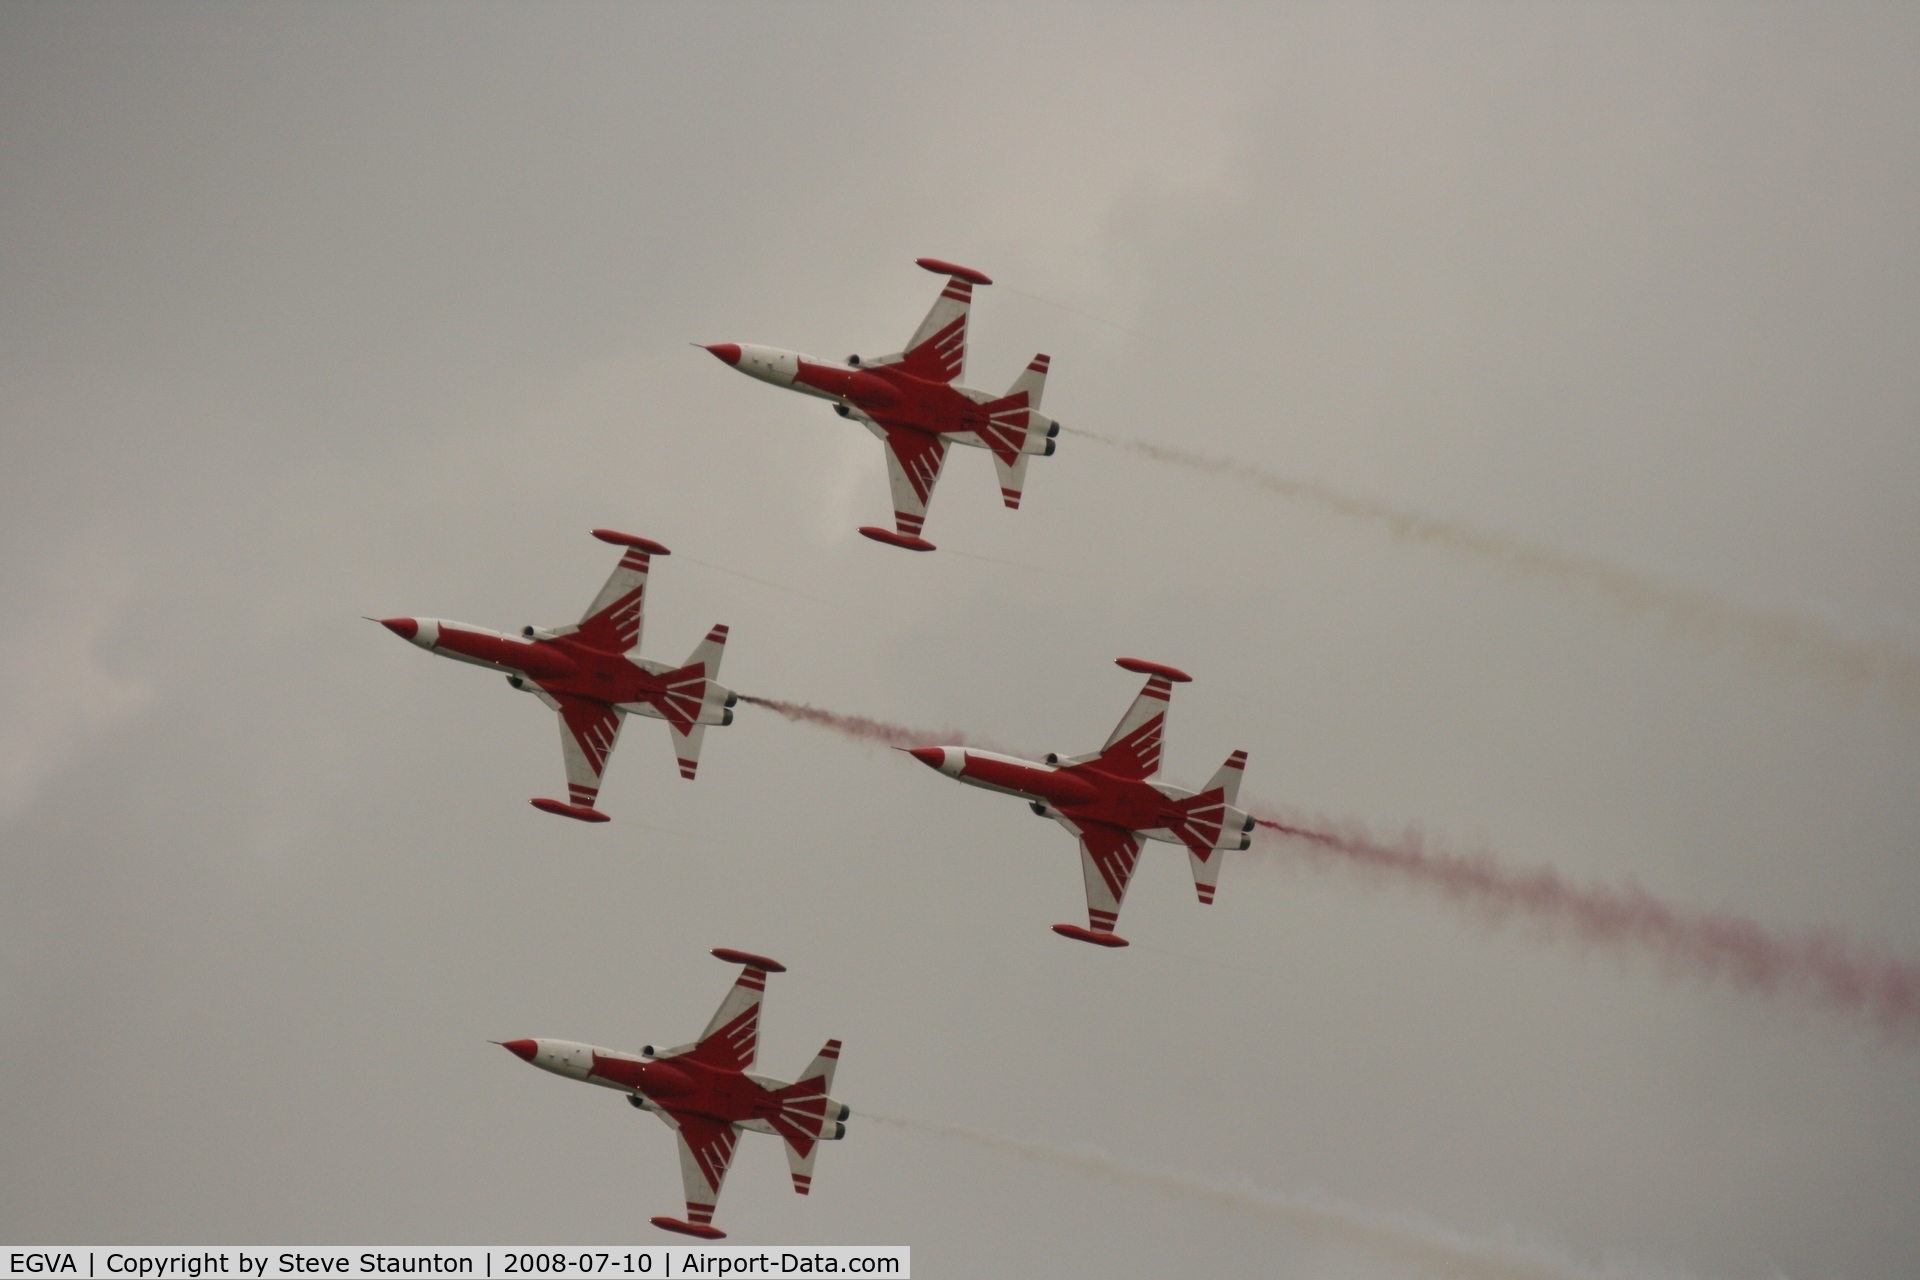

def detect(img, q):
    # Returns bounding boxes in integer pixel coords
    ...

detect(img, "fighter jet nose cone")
[500,1039,538,1063]
[704,343,742,366]
[907,746,946,769]
[379,617,418,640]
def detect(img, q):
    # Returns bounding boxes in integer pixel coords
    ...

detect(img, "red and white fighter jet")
[703,257,1059,552]
[499,948,848,1240]
[906,659,1254,947]
[376,530,734,822]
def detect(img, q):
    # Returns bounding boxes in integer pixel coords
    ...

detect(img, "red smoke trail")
[744,694,1920,1038]
[1252,810,1920,1038]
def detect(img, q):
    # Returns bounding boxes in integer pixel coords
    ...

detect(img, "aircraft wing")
[879,426,950,542]
[897,269,976,383]
[683,960,770,1072]
[555,693,624,811]
[666,1112,741,1231]
[577,531,669,654]
[1091,674,1174,780]
[1076,823,1143,937]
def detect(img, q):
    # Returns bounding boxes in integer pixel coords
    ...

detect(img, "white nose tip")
[736,344,799,387]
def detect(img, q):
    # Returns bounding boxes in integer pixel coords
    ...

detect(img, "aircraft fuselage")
[911,746,1208,843]
[708,343,1049,457]
[379,617,732,724]
[500,1038,848,1139]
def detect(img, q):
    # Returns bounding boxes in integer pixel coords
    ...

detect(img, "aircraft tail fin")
[1005,352,1051,413]
[1203,748,1248,808]
[681,623,729,686]
[796,1037,842,1099]
[979,355,1057,510]
[663,625,733,779]
[1167,751,1251,905]
[775,1039,846,1196]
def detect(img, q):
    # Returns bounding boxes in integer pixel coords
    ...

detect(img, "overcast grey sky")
[3,4,1917,1276]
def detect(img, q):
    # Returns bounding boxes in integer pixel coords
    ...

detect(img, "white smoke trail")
[863,1112,1685,1280]
[1068,427,1920,711]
